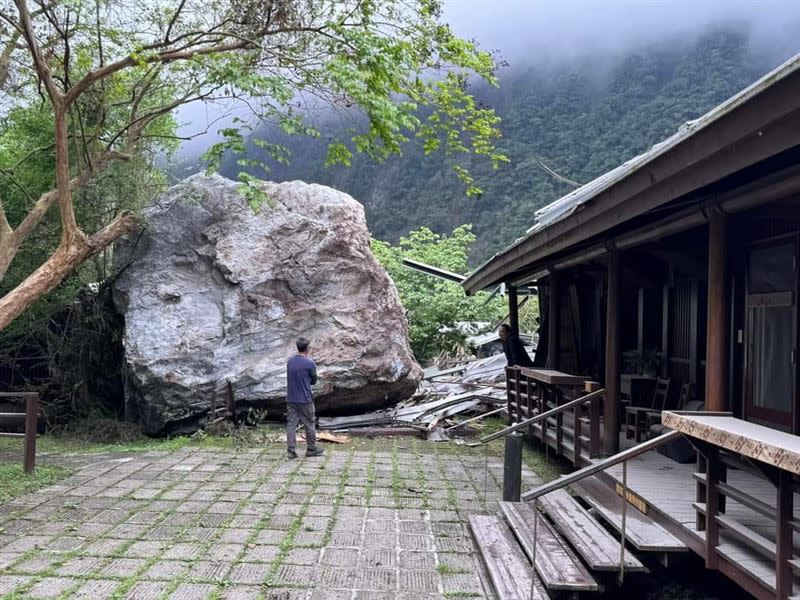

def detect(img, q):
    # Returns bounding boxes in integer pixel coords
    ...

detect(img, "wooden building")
[463,55,800,599]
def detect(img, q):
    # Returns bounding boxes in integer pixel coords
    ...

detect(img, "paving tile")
[142,559,189,580]
[441,573,485,595]
[398,569,440,593]
[285,547,321,566]
[71,578,121,599]
[271,564,315,586]
[57,556,102,576]
[398,550,436,570]
[241,544,280,563]
[228,562,267,584]
[25,577,77,598]
[99,558,147,577]
[169,583,219,599]
[125,581,170,599]
[0,575,31,594]
[219,586,261,600]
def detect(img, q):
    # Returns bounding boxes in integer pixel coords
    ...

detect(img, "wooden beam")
[548,272,560,369]
[508,284,519,335]
[705,213,729,411]
[604,250,621,456]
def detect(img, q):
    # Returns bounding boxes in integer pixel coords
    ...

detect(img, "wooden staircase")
[469,475,688,598]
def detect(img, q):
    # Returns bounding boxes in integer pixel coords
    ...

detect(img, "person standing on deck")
[286,337,324,459]
[498,323,534,368]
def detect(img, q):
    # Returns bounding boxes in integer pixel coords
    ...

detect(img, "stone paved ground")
[0,437,542,599]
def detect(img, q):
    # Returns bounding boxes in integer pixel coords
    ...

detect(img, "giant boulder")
[113,174,422,434]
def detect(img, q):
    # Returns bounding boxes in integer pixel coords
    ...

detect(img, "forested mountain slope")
[220,28,791,261]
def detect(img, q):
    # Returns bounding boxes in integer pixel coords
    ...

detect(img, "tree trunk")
[0,211,136,331]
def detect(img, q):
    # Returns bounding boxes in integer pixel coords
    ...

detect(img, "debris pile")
[318,353,511,440]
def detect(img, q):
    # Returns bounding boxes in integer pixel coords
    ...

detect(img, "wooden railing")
[661,411,800,600]
[505,367,602,465]
[0,392,39,473]
[693,447,797,599]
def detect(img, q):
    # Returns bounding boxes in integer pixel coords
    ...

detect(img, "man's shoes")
[306,447,324,457]
[287,450,298,460]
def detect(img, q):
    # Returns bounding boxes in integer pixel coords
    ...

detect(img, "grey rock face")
[113,174,421,434]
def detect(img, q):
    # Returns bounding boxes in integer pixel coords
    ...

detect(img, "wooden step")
[499,501,598,592]
[468,514,548,600]
[572,476,687,553]
[537,489,645,572]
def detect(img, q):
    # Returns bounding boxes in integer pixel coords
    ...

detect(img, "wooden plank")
[537,489,645,572]
[573,476,687,552]
[662,412,800,474]
[499,501,598,591]
[468,514,548,600]
[519,368,587,386]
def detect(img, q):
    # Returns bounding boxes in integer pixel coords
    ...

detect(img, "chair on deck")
[645,382,693,430]
[623,377,670,442]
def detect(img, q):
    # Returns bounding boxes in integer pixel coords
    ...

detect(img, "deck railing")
[692,442,797,599]
[505,366,602,464]
[0,392,40,473]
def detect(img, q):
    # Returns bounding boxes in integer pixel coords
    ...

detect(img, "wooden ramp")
[537,489,645,572]
[573,476,687,553]
[468,514,548,600]
[499,501,598,591]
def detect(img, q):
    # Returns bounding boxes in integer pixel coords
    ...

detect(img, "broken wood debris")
[319,353,510,440]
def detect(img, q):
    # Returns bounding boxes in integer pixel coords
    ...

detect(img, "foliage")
[226,27,781,262]
[372,224,504,363]
[0,0,506,336]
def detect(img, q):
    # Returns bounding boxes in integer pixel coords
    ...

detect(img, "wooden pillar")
[508,284,519,335]
[776,468,793,600]
[604,250,621,456]
[547,272,559,369]
[705,213,729,412]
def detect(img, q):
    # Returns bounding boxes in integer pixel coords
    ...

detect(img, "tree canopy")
[0,0,505,331]
[372,225,504,363]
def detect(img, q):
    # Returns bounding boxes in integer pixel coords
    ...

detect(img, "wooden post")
[704,446,721,570]
[776,468,793,600]
[508,284,519,335]
[661,285,670,379]
[23,394,37,474]
[547,272,559,369]
[705,213,729,412]
[604,250,621,456]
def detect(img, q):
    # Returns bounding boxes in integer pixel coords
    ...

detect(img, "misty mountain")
[215,27,793,262]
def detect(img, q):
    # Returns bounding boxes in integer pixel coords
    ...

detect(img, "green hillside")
[222,27,787,261]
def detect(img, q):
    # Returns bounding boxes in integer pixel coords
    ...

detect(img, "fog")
[444,0,800,66]
[175,0,800,158]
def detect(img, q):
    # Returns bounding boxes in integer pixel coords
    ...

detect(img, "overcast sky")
[443,0,800,66]
[177,0,800,157]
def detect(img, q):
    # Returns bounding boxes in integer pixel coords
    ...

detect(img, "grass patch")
[436,563,469,575]
[0,463,72,502]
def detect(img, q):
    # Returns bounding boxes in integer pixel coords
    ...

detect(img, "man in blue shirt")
[286,337,323,459]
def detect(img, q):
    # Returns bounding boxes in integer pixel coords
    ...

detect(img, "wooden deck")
[603,449,800,597]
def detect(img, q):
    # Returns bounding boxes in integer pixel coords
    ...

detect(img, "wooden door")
[744,237,798,432]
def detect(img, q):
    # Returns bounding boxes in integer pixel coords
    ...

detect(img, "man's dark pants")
[287,402,317,453]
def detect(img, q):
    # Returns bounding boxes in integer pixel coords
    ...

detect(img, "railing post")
[704,446,721,570]
[575,406,583,465]
[24,394,38,474]
[776,468,793,600]
[502,433,523,502]
[696,453,707,532]
[590,392,601,457]
[505,367,514,425]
